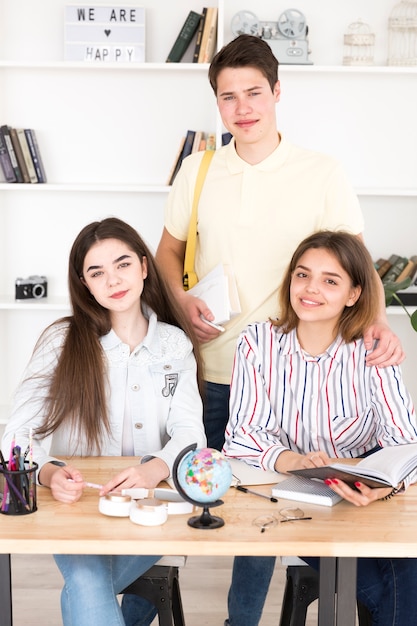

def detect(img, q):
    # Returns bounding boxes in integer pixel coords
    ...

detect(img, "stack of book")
[167,129,216,185]
[0,125,47,183]
[166,7,218,64]
[376,253,417,305]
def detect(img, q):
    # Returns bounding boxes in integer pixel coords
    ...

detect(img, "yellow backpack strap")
[183,150,215,290]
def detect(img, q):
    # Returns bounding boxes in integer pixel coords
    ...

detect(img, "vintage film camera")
[15,275,48,300]
[231,9,312,64]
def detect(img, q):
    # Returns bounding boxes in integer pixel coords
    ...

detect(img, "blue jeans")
[226,556,277,626]
[303,557,417,626]
[54,554,160,626]
[203,380,230,451]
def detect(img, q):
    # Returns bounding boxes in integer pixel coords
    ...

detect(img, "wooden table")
[1,457,417,625]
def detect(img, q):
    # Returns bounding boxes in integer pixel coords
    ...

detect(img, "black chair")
[279,564,372,626]
[122,563,186,626]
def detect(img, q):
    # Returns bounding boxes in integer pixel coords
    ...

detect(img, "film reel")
[277,9,307,39]
[231,10,261,37]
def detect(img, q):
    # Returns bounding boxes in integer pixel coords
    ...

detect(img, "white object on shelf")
[343,19,375,66]
[388,0,417,65]
[64,5,146,63]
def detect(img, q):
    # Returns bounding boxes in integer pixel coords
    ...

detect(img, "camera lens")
[32,283,45,299]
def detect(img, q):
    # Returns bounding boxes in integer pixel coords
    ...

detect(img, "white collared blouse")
[2,311,206,476]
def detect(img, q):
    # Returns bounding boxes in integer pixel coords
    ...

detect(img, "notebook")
[271,475,343,507]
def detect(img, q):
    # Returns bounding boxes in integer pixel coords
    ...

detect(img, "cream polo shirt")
[165,136,364,385]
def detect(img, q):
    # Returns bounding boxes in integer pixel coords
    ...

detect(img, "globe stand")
[187,500,224,529]
[172,443,231,530]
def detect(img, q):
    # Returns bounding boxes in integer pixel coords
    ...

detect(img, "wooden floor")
[10,554,319,625]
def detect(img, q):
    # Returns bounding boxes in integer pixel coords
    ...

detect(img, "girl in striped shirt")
[224,230,417,625]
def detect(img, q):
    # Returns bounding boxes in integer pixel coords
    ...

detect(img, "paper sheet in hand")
[228,459,279,486]
[188,264,241,324]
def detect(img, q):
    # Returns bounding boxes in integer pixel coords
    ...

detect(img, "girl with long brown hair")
[2,217,206,626]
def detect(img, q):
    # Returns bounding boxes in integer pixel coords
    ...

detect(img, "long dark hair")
[275,230,380,342]
[35,218,203,452]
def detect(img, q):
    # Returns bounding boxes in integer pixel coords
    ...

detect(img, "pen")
[236,485,278,503]
[67,479,103,490]
[280,517,312,523]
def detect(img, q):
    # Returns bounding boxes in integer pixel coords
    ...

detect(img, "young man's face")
[216,66,280,148]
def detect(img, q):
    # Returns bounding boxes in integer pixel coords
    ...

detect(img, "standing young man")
[123,34,404,626]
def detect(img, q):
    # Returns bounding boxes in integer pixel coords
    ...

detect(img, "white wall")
[1,0,417,417]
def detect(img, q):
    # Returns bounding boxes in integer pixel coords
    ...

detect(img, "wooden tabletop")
[1,456,416,558]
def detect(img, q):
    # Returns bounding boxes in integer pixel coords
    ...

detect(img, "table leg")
[318,557,357,626]
[318,557,337,625]
[336,557,357,625]
[0,553,13,625]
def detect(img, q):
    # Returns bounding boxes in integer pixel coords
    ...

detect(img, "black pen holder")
[0,461,38,515]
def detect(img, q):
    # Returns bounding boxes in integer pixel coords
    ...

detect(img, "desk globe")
[172,443,233,528]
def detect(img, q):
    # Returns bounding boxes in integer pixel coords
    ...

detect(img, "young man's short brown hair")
[208,34,279,95]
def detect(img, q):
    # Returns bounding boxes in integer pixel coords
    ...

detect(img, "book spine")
[0,125,23,182]
[180,129,195,161]
[206,132,216,151]
[24,129,47,183]
[16,128,38,183]
[166,10,202,63]
[198,7,218,64]
[0,128,17,182]
[191,130,203,153]
[167,136,186,185]
[396,255,417,284]
[193,8,207,63]
[169,130,195,185]
[10,127,30,183]
[382,256,408,284]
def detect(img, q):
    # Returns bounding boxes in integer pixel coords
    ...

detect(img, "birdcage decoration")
[388,0,417,65]
[343,19,375,66]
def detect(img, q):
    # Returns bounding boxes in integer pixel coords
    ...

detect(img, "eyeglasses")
[253,508,312,533]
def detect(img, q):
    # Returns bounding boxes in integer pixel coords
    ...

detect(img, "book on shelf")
[396,255,417,284]
[382,255,409,284]
[166,136,186,186]
[192,8,207,63]
[191,130,204,153]
[166,10,202,63]
[375,257,391,278]
[0,127,17,183]
[24,129,47,183]
[290,442,417,489]
[167,130,195,186]
[198,137,207,151]
[179,129,196,161]
[380,253,401,279]
[206,132,216,150]
[16,128,38,183]
[271,475,342,507]
[198,7,218,63]
[0,125,23,182]
[9,127,30,184]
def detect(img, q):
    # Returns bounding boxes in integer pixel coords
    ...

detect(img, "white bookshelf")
[1,0,417,422]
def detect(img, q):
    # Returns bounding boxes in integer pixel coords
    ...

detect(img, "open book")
[290,442,417,489]
[188,263,241,325]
